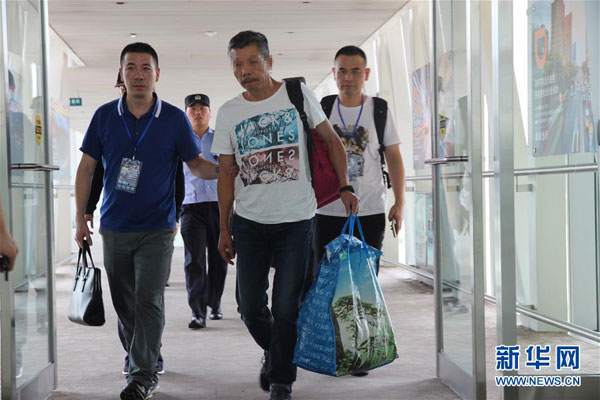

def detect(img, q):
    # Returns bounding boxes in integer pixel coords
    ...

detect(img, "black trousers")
[181,202,227,320]
[304,213,386,295]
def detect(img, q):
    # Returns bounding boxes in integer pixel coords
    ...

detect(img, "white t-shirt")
[212,83,326,224]
[318,96,401,217]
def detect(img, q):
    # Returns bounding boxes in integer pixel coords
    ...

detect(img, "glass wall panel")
[5,0,51,388]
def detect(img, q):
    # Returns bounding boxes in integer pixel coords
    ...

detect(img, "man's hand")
[0,232,18,272]
[174,222,179,237]
[84,213,94,229]
[75,217,93,248]
[218,231,235,265]
[388,203,404,236]
[340,190,360,216]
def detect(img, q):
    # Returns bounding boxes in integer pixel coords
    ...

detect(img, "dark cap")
[185,93,210,109]
[115,72,124,87]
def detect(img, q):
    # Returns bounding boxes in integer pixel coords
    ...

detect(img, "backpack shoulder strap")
[320,95,337,118]
[372,96,387,157]
[284,78,314,177]
[372,96,391,188]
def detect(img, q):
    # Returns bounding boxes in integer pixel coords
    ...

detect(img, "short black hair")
[334,45,367,64]
[120,42,159,68]
[228,31,269,58]
[8,70,15,89]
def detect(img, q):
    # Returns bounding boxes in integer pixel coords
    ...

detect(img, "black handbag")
[68,240,105,326]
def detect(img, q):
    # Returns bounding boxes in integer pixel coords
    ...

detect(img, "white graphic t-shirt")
[212,83,326,224]
[318,96,401,217]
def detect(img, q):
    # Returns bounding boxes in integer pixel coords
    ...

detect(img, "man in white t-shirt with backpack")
[310,47,406,377]
[212,31,359,400]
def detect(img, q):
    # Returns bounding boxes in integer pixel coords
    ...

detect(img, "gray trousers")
[100,227,174,386]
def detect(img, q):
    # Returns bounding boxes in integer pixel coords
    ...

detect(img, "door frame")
[0,0,57,398]
[431,0,487,399]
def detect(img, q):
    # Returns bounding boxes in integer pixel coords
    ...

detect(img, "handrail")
[406,163,597,182]
[382,258,600,343]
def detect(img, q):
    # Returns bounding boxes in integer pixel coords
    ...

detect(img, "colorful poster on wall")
[411,63,431,169]
[415,193,434,267]
[531,0,597,156]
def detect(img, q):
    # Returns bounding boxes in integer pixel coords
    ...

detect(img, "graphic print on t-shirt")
[332,123,370,181]
[235,108,300,186]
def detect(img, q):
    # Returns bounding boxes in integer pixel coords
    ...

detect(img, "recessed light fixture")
[277,53,284,56]
[302,1,311,3]
[204,31,217,37]
[116,1,125,4]
[130,33,137,38]
[286,31,294,34]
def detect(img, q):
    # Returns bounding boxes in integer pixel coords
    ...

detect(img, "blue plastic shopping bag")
[294,215,398,376]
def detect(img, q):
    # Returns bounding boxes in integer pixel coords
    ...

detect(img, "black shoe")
[351,371,369,377]
[188,317,206,329]
[120,381,158,400]
[259,351,269,392]
[209,308,223,320]
[270,384,292,400]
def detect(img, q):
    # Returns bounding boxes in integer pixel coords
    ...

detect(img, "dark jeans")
[100,227,173,387]
[305,213,386,295]
[233,214,314,385]
[181,202,227,319]
[118,319,163,367]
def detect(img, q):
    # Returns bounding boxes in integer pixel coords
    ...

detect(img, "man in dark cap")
[181,93,227,329]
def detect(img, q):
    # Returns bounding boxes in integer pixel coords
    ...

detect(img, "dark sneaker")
[259,351,269,392]
[270,384,292,400]
[209,308,223,320]
[351,371,369,377]
[120,381,158,400]
[122,356,130,375]
[188,317,206,329]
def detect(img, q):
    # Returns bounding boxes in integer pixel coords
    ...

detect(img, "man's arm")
[216,154,236,265]
[84,162,104,230]
[314,120,359,215]
[174,159,185,235]
[384,144,405,231]
[185,155,218,180]
[75,154,98,247]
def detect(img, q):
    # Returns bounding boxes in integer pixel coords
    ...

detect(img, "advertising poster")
[411,63,431,169]
[531,0,597,156]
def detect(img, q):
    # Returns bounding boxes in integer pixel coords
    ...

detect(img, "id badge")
[115,157,143,193]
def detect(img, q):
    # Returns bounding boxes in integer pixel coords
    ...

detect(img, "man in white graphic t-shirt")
[310,48,405,375]
[212,31,359,400]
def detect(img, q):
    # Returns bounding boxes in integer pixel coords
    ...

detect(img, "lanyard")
[120,99,159,160]
[337,94,364,137]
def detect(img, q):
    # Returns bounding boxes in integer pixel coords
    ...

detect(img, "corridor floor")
[47,242,459,400]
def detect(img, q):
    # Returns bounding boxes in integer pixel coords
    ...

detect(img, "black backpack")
[320,95,391,188]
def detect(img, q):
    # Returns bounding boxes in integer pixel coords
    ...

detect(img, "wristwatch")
[339,185,354,194]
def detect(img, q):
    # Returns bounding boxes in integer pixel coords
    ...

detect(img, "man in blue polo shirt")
[181,93,227,330]
[74,42,217,400]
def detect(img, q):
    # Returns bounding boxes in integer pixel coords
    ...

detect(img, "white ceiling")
[48,0,407,133]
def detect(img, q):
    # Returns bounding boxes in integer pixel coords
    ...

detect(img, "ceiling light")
[277,53,284,56]
[302,1,311,3]
[204,31,217,37]
[286,31,294,34]
[130,33,137,38]
[116,1,125,4]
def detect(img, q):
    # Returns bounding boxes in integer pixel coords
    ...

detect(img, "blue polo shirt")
[80,94,200,232]
[183,128,218,204]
